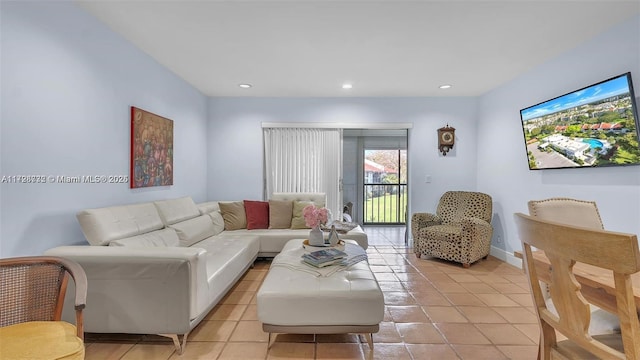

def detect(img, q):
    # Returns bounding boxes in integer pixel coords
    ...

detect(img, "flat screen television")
[519,72,640,170]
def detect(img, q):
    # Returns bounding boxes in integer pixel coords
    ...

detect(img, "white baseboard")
[490,246,522,269]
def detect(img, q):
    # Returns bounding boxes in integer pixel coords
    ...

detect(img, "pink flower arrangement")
[303,204,329,228]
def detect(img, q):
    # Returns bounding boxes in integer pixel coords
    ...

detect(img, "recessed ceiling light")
[239,83,252,88]
[439,84,452,89]
[342,83,353,89]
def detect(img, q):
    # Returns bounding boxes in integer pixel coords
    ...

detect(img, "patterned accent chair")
[412,191,493,268]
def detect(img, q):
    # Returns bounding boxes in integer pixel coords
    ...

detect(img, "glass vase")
[308,226,324,246]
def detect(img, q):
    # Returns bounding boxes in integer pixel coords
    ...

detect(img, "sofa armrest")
[44,246,208,335]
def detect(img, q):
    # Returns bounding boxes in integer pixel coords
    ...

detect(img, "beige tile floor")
[84,227,540,359]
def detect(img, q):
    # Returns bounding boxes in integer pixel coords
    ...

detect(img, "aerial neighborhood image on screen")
[519,73,640,170]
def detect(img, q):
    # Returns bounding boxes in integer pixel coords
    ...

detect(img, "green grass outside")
[364,192,407,223]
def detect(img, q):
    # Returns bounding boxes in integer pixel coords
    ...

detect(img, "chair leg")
[416,253,421,259]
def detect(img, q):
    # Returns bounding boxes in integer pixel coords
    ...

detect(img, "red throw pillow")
[244,200,269,230]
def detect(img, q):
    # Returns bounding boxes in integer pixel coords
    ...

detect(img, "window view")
[363,149,407,224]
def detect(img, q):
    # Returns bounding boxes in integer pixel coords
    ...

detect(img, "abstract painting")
[130,106,174,188]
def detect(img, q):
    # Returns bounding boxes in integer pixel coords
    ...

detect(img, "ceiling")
[76,1,640,97]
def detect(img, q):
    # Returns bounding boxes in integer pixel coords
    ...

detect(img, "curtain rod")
[261,122,413,129]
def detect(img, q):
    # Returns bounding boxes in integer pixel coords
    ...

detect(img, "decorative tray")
[302,239,345,251]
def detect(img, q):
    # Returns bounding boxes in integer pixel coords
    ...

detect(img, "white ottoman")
[257,239,384,347]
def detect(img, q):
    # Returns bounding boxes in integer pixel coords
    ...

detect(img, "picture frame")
[130,106,174,188]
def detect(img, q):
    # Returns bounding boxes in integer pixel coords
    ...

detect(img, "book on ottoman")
[302,248,347,267]
[305,248,347,261]
[302,257,344,268]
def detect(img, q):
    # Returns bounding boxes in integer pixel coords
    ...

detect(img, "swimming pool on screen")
[582,138,604,149]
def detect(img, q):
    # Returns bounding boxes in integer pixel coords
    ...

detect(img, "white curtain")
[263,127,343,221]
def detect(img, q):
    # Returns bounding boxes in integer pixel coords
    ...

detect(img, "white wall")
[207,97,480,219]
[477,15,640,260]
[0,2,209,257]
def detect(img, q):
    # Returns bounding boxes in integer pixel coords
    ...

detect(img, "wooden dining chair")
[0,256,88,360]
[528,197,621,335]
[514,213,640,359]
[528,197,604,230]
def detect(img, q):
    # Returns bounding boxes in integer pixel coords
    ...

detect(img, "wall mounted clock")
[437,125,455,156]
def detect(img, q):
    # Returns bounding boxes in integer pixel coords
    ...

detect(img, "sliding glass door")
[263,125,410,226]
[363,149,407,225]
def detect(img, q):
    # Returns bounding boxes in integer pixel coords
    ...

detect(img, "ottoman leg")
[267,332,273,348]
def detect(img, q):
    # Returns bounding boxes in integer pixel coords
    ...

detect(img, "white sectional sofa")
[45,193,367,353]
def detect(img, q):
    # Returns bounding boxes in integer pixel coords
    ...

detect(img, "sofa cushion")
[209,211,225,236]
[197,201,220,215]
[154,197,200,225]
[108,228,180,247]
[190,235,260,317]
[271,193,326,207]
[244,200,270,230]
[169,215,216,247]
[219,201,247,230]
[269,200,293,229]
[291,200,314,229]
[0,321,85,360]
[77,203,164,246]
